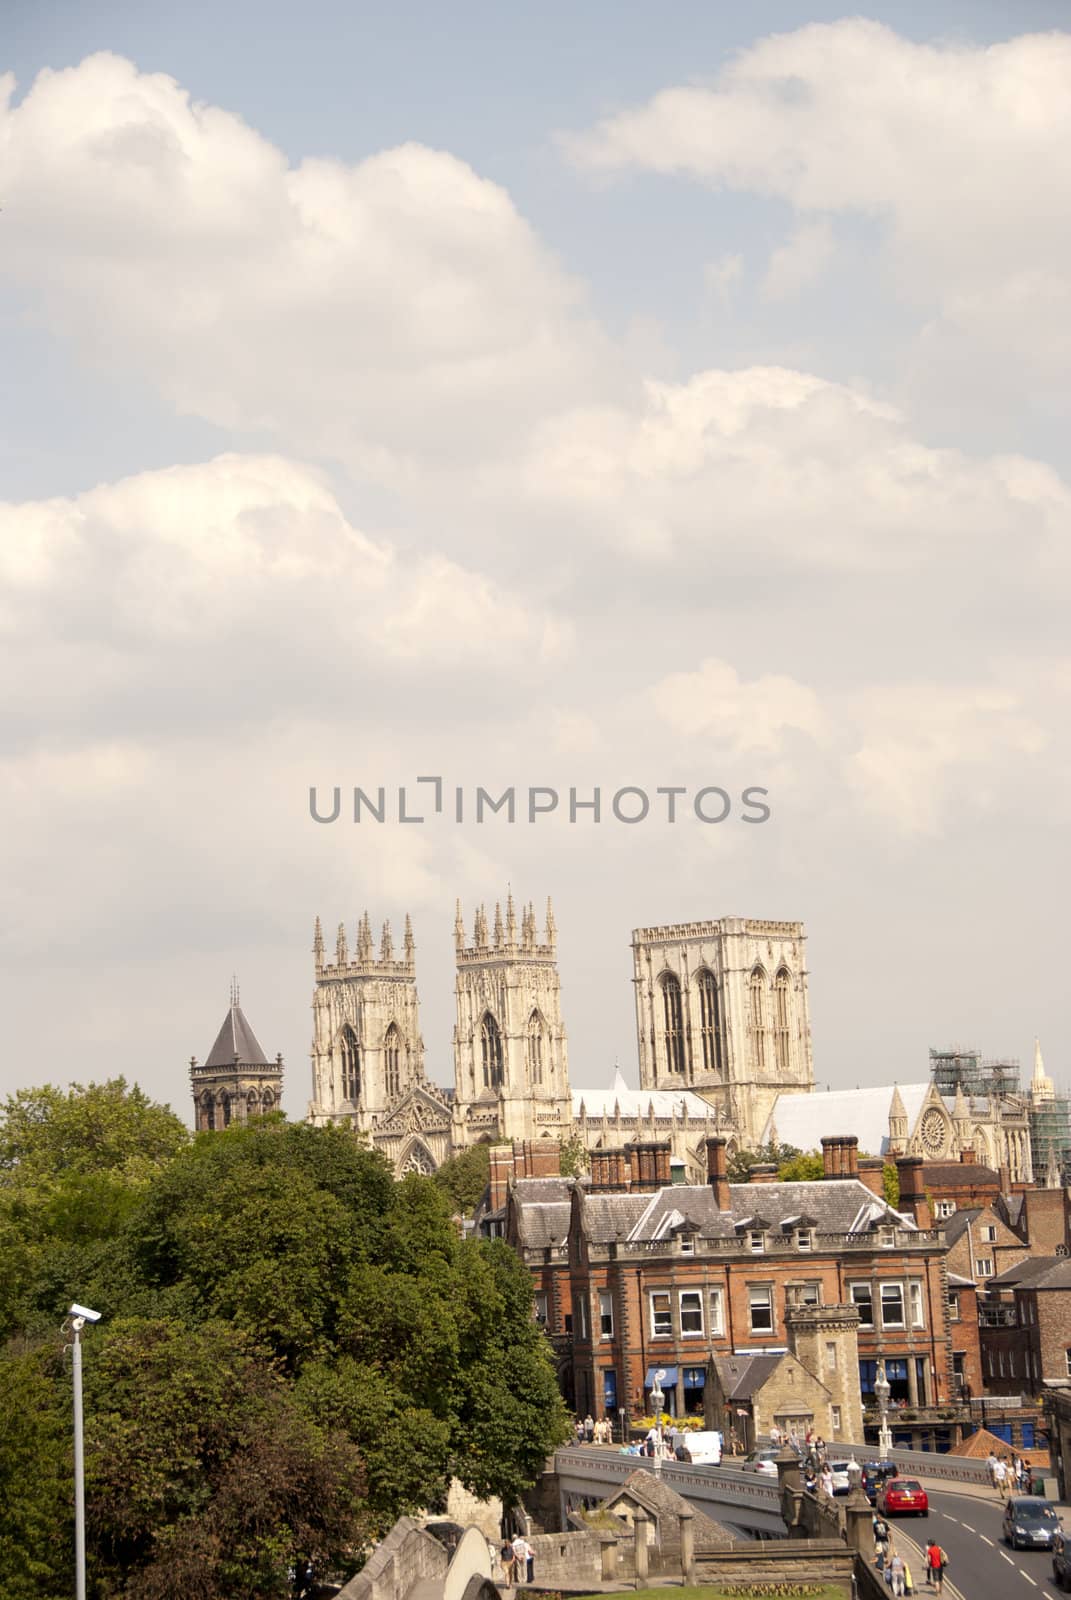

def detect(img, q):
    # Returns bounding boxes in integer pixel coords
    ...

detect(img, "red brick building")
[979,1256,1071,1397]
[506,1134,956,1437]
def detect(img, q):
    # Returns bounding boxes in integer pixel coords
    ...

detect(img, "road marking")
[962,1523,975,1532]
[1002,1552,1015,1564]
[1020,1575,1037,1588]
[981,1535,994,1546]
[941,1512,958,1520]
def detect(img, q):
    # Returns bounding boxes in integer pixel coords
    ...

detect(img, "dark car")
[877,1477,929,1517]
[1053,1531,1071,1589]
[1004,1496,1061,1551]
[861,1461,899,1505]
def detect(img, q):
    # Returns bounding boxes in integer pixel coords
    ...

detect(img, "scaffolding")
[1029,1095,1071,1183]
[929,1046,1021,1102]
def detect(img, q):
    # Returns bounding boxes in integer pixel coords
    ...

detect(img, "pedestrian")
[873,1515,891,1571]
[574,1418,584,1445]
[584,1413,595,1443]
[889,1549,906,1597]
[770,1422,782,1448]
[512,1532,532,1587]
[819,1463,835,1498]
[500,1538,516,1588]
[925,1538,948,1593]
[994,1456,1009,1498]
[986,1451,998,1487]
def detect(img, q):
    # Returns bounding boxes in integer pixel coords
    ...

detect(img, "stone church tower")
[452,893,573,1144]
[190,982,283,1130]
[307,912,425,1121]
[632,917,813,1144]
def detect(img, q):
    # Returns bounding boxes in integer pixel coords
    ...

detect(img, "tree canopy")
[0,1090,570,1595]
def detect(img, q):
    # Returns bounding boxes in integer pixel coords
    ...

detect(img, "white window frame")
[748,1284,774,1334]
[679,1233,695,1255]
[708,1286,725,1336]
[599,1290,614,1339]
[800,1281,822,1305]
[948,1290,960,1322]
[679,1289,704,1337]
[880,1281,905,1329]
[534,1291,548,1325]
[831,1404,841,1431]
[825,1340,837,1373]
[909,1280,925,1330]
[977,1258,994,1278]
[981,1224,997,1243]
[796,1228,813,1252]
[749,1230,765,1255]
[650,1291,672,1338]
[934,1200,955,1220]
[849,1281,874,1328]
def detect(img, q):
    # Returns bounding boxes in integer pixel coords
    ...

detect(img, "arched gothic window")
[340,1025,361,1102]
[220,1091,232,1128]
[696,969,725,1077]
[384,1024,401,1100]
[662,974,684,1074]
[201,1092,216,1132]
[526,1010,546,1084]
[749,967,768,1073]
[773,968,792,1074]
[481,1012,504,1089]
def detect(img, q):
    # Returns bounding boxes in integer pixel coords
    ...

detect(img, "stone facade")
[632,918,814,1145]
[189,984,283,1130]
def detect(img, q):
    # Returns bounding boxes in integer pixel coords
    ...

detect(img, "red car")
[877,1478,929,1517]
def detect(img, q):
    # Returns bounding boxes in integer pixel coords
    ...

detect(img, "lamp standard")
[618,1406,627,1447]
[66,1304,102,1600]
[874,1361,893,1459]
[650,1370,665,1472]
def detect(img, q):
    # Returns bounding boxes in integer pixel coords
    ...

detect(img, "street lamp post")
[66,1304,102,1600]
[650,1370,665,1472]
[618,1406,627,1447]
[874,1362,893,1459]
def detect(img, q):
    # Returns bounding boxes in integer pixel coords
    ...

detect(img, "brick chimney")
[895,1155,932,1228]
[842,1135,859,1179]
[590,1147,630,1191]
[626,1141,670,1193]
[959,1146,976,1165]
[858,1157,886,1199]
[706,1136,731,1211]
[749,1163,779,1183]
[489,1146,514,1210]
[821,1136,842,1179]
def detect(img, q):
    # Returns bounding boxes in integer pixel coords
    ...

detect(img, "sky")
[2,2,1070,1122]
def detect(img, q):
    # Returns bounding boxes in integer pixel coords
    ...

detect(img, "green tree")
[557,1133,588,1178]
[883,1163,900,1207]
[0,1343,71,1600]
[777,1151,825,1182]
[432,1140,491,1213]
[726,1141,802,1182]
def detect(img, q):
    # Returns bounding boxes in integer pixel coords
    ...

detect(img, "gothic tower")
[307,912,425,1127]
[631,917,813,1144]
[190,981,283,1130]
[452,893,572,1143]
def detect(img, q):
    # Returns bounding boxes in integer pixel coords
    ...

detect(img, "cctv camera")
[69,1303,102,1323]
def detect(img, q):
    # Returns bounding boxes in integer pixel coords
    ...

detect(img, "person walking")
[986,1451,998,1488]
[994,1456,1009,1499]
[583,1413,595,1444]
[873,1514,891,1572]
[511,1532,532,1587]
[925,1538,948,1593]
[888,1549,906,1597]
[499,1538,516,1588]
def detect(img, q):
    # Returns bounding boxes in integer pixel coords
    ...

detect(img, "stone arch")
[384,1022,402,1100]
[660,972,685,1073]
[399,1137,436,1176]
[480,1011,504,1089]
[694,967,725,1077]
[337,1023,361,1103]
[525,1007,546,1084]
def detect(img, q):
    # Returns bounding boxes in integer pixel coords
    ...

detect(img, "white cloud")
[0,54,616,478]
[565,21,1071,385]
[506,365,1071,568]
[0,453,569,743]
[760,220,833,302]
[649,657,832,752]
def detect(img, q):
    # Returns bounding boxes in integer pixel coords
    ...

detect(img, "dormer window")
[680,1233,695,1255]
[796,1229,812,1252]
[749,1230,765,1254]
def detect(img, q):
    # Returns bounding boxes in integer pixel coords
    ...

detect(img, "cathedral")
[190,900,817,1173]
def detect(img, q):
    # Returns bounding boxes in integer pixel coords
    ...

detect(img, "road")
[878,1481,1062,1600]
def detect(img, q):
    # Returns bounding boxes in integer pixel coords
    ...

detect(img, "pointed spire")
[493,901,503,949]
[357,911,373,962]
[380,919,393,962]
[889,1083,906,1121]
[953,1081,969,1123]
[506,889,517,945]
[404,913,414,964]
[454,899,465,952]
[545,895,557,949]
[1046,1143,1062,1189]
[230,974,240,1007]
[313,916,325,974]
[475,904,488,949]
[336,922,348,966]
[1032,1037,1055,1103]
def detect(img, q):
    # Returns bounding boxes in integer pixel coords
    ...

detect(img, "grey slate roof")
[989,1255,1062,1287]
[204,1002,271,1067]
[940,1208,982,1246]
[713,1352,784,1401]
[605,1470,735,1545]
[579,1178,905,1242]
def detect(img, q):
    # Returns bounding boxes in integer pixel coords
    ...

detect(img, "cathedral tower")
[307,912,425,1125]
[452,893,572,1143]
[631,917,813,1144]
[190,981,283,1130]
